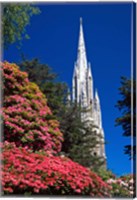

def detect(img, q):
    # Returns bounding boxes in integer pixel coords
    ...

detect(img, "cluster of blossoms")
[2,62,63,154]
[2,141,111,196]
[106,175,134,197]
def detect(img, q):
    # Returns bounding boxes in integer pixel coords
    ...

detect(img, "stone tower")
[72,18,106,167]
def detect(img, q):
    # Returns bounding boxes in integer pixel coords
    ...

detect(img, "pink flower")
[75,189,81,193]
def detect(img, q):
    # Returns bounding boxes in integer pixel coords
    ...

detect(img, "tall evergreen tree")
[115,76,136,159]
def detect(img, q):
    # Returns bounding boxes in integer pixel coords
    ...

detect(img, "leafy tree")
[41,82,68,116]
[115,77,136,159]
[2,3,40,48]
[19,58,68,116]
[19,58,56,85]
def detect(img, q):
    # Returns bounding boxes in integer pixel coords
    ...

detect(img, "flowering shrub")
[2,62,63,154]
[106,175,134,197]
[2,142,110,196]
[120,174,135,196]
[97,168,134,197]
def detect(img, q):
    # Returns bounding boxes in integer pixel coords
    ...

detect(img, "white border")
[0,0,136,200]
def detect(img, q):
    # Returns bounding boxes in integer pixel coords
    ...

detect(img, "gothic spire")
[76,17,88,83]
[72,18,106,168]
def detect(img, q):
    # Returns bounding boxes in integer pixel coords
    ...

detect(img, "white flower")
[123,182,128,187]
[130,191,134,195]
[129,179,133,184]
[129,186,133,190]
[120,180,127,186]
[106,179,112,184]
[60,154,65,158]
[107,178,116,184]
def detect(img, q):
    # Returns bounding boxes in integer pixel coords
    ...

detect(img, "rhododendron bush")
[2,142,110,196]
[2,62,63,154]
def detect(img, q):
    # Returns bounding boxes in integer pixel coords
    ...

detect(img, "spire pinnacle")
[88,62,93,79]
[95,89,100,102]
[78,17,85,51]
[80,17,82,24]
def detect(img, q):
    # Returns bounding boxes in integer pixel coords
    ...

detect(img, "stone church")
[69,18,107,167]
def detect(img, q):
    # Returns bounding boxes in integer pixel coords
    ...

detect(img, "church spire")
[76,17,88,80]
[72,18,106,169]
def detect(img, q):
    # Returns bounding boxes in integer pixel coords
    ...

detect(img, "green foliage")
[19,58,68,116]
[2,3,40,48]
[115,76,136,158]
[19,58,56,85]
[97,168,116,181]
[59,104,83,154]
[41,82,68,116]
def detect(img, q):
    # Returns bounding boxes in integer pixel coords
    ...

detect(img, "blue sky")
[4,2,133,176]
